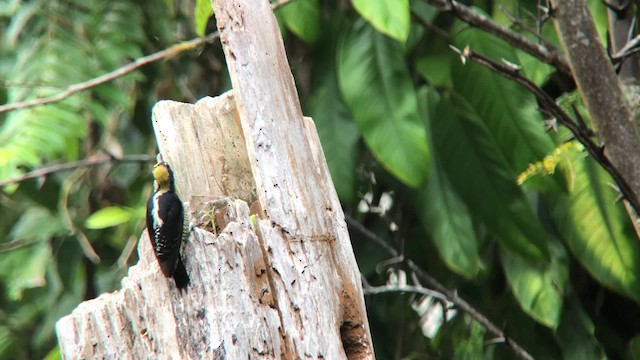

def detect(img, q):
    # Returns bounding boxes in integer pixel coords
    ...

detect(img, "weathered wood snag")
[55,0,374,358]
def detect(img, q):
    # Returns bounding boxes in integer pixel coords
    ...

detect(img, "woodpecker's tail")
[173,256,190,291]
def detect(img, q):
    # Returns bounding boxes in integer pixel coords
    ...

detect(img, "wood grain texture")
[57,200,281,359]
[214,0,335,238]
[56,1,373,358]
[152,93,256,204]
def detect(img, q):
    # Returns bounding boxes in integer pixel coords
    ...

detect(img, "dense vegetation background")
[1,0,639,358]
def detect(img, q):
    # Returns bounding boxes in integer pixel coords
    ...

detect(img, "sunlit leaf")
[85,206,135,229]
[338,19,428,188]
[352,0,410,42]
[551,149,640,300]
[276,0,320,43]
[194,0,213,36]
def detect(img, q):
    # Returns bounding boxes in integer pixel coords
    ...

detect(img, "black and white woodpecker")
[146,161,184,278]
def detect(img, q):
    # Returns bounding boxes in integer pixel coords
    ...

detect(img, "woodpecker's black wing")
[146,195,155,244]
[146,191,184,277]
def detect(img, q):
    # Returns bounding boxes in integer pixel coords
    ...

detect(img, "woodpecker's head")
[153,162,175,192]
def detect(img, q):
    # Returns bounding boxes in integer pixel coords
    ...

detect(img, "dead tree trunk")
[55,0,374,358]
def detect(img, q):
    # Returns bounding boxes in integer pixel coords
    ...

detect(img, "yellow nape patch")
[153,163,171,188]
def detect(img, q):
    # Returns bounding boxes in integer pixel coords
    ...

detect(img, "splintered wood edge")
[214,0,336,238]
[151,92,257,204]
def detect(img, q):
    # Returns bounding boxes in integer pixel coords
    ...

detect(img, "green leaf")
[0,243,50,300]
[555,296,607,360]
[85,206,135,229]
[501,240,568,328]
[338,20,429,188]
[418,87,479,279]
[417,54,452,88]
[276,0,320,43]
[309,81,360,203]
[352,0,410,42]
[422,170,480,279]
[9,207,66,242]
[194,0,213,37]
[551,148,640,300]
[431,94,549,261]
[452,28,565,193]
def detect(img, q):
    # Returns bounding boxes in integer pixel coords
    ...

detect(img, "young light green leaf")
[501,240,568,328]
[551,149,640,301]
[276,0,320,43]
[452,28,565,193]
[85,206,135,229]
[338,20,428,188]
[194,0,213,37]
[352,0,410,42]
[431,94,549,261]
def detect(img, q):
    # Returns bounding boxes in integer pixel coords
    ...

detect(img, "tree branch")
[423,0,570,76]
[0,33,220,114]
[346,215,535,360]
[551,0,640,209]
[0,154,155,189]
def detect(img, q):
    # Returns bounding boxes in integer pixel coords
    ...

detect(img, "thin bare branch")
[271,0,296,10]
[60,169,101,263]
[345,214,535,360]
[423,0,570,76]
[0,154,154,188]
[0,239,38,253]
[363,283,449,302]
[499,5,556,50]
[1,0,297,115]
[0,33,220,114]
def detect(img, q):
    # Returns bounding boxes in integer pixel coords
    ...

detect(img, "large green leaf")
[194,0,213,37]
[555,296,606,360]
[418,87,480,279]
[338,19,429,188]
[451,28,564,192]
[431,94,549,261]
[501,239,568,328]
[0,243,50,300]
[422,169,480,279]
[308,83,360,204]
[352,0,410,42]
[276,0,320,43]
[551,149,640,300]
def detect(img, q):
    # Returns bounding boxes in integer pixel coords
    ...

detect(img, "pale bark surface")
[55,0,373,358]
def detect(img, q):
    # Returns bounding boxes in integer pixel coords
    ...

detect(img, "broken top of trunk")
[55,0,374,359]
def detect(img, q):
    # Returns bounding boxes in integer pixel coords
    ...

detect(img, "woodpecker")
[146,161,184,279]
